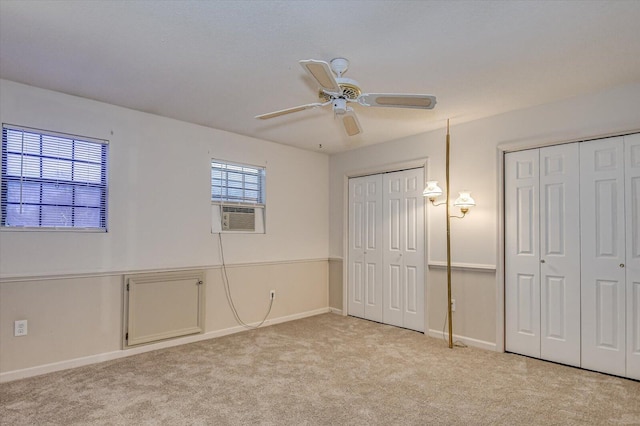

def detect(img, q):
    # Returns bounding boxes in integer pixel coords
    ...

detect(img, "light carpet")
[1,313,639,425]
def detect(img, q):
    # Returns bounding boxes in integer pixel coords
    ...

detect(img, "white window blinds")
[211,160,265,205]
[1,124,109,230]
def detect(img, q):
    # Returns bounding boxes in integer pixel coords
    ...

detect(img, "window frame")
[1,124,109,232]
[210,159,266,207]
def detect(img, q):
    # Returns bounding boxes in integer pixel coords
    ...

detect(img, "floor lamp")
[423,120,476,348]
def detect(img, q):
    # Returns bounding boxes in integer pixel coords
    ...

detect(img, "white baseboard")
[329,307,343,315]
[0,307,330,383]
[427,329,497,352]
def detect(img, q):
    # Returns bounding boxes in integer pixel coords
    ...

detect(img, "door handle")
[540,259,545,264]
[620,263,625,268]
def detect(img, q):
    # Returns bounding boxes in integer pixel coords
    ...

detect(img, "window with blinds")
[211,160,265,205]
[1,124,108,231]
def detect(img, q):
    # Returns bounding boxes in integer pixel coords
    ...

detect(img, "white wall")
[0,80,330,379]
[0,79,329,277]
[329,82,640,345]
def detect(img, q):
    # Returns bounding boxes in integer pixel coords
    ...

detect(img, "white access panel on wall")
[580,137,626,377]
[348,174,384,322]
[124,270,205,347]
[382,168,425,332]
[625,134,640,380]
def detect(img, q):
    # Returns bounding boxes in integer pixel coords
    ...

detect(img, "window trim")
[1,123,109,232]
[210,159,266,234]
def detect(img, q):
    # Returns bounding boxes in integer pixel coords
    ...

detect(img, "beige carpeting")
[1,313,639,425]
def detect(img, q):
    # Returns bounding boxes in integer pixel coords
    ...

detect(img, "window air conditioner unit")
[222,206,256,231]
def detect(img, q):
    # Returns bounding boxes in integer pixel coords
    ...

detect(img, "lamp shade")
[454,191,476,209]
[423,181,443,198]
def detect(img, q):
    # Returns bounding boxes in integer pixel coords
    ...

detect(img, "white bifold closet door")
[348,174,384,323]
[382,169,425,332]
[505,149,541,358]
[581,135,640,379]
[625,134,640,380]
[580,138,626,376]
[348,168,425,332]
[506,135,640,380]
[505,143,581,366]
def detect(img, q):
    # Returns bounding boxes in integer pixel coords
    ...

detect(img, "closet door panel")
[505,149,541,357]
[383,174,404,327]
[581,137,626,377]
[631,280,640,380]
[401,170,425,332]
[539,143,581,367]
[382,169,425,332]
[626,134,640,380]
[348,175,383,322]
[364,177,384,323]
[348,177,366,319]
[516,273,537,335]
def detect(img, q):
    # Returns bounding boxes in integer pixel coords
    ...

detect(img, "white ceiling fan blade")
[341,108,362,136]
[255,102,328,120]
[299,59,341,94]
[358,93,437,110]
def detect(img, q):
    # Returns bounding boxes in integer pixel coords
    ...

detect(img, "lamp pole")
[445,119,453,349]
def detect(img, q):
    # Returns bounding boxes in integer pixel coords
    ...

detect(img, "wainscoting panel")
[1,259,329,381]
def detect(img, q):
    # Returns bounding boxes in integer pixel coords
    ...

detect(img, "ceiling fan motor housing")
[319,77,362,102]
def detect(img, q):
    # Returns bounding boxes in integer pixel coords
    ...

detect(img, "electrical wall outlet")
[270,290,276,300]
[451,299,456,312]
[14,320,28,337]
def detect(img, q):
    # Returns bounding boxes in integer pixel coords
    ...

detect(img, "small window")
[211,160,265,205]
[1,124,108,231]
[211,159,265,234]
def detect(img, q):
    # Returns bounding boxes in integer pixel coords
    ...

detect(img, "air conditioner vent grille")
[222,206,255,231]
[222,207,255,214]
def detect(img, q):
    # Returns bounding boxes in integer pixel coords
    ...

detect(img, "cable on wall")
[217,232,273,329]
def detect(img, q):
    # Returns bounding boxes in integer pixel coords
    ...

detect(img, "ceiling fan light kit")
[333,98,347,115]
[256,57,437,137]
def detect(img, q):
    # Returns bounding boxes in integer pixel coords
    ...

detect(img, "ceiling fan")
[255,58,437,136]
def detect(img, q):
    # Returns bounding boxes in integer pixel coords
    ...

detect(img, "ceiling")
[1,1,639,154]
